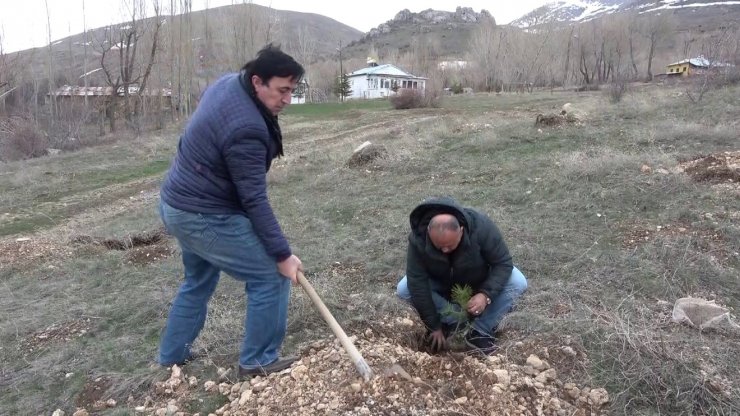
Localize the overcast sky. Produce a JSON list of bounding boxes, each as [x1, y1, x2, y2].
[[0, 0, 551, 53]]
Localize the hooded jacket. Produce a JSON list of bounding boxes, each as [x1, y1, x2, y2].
[[406, 197, 513, 331]]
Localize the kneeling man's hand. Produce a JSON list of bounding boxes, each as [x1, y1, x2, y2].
[[466, 293, 489, 316], [427, 328, 447, 352]]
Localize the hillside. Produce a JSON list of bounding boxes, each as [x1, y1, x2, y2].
[[3, 3, 363, 85]]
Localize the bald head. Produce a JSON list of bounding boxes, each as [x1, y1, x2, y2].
[[427, 214, 463, 254]]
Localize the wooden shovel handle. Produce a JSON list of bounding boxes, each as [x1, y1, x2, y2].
[[297, 271, 373, 381]]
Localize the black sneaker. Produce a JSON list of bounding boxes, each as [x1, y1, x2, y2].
[[465, 329, 496, 355], [238, 356, 298, 378]]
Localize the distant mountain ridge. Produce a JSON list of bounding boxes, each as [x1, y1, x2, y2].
[[511, 0, 740, 27]]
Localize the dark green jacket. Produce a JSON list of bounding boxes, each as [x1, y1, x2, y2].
[[406, 197, 513, 331]]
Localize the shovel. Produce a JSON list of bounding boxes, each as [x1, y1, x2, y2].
[[297, 271, 374, 381]]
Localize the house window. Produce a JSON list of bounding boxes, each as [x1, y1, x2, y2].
[[412, 81, 417, 89], [683, 67, 687, 72]]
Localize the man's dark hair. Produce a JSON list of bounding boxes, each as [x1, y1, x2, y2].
[[428, 215, 461, 233], [241, 43, 304, 84]]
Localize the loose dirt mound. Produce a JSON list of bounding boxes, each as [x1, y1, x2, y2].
[[19, 318, 94, 356], [348, 142, 388, 168], [621, 221, 732, 264], [70, 227, 171, 265], [140, 323, 610, 416], [534, 113, 579, 127], [71, 227, 167, 250], [679, 151, 740, 186], [0, 236, 70, 269]]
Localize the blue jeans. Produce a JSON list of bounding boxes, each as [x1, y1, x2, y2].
[[158, 201, 290, 369], [396, 267, 528, 337]]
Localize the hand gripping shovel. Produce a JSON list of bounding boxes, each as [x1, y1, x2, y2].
[[297, 271, 374, 381]]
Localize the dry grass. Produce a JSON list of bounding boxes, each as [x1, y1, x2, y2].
[[1, 83, 738, 415]]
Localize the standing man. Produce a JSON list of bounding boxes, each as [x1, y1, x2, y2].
[[158, 45, 304, 377], [397, 196, 528, 354]]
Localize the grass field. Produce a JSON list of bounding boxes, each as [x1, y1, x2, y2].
[[1, 83, 738, 415]]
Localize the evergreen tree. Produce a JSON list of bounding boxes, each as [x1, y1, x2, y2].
[[333, 74, 352, 101]]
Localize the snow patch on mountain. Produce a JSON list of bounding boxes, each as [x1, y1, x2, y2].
[[511, 0, 740, 27], [639, 0, 740, 14]]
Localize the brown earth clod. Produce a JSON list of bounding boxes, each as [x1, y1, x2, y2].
[[679, 151, 740, 185]]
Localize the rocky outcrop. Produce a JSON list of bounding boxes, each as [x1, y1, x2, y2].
[[365, 7, 494, 39]]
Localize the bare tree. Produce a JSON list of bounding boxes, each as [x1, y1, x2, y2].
[[96, 0, 163, 133], [467, 15, 497, 91], [226, 1, 278, 70], [44, 0, 57, 127], [642, 12, 676, 81], [288, 25, 316, 101], [627, 12, 641, 79], [687, 28, 737, 102]]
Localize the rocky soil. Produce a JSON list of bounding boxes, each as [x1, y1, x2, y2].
[[130, 318, 610, 416]]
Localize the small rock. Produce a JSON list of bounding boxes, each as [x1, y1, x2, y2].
[[523, 365, 539, 376], [134, 406, 146, 412], [526, 354, 549, 371], [188, 376, 198, 386], [351, 383, 362, 392], [170, 365, 182, 379], [204, 380, 216, 392], [72, 410, 89, 416], [106, 399, 117, 407], [252, 382, 268, 392], [588, 388, 610, 406], [291, 365, 308, 380], [454, 396, 468, 404], [535, 368, 557, 384], [239, 390, 252, 406], [52, 410, 65, 416], [641, 164, 652, 174], [564, 383, 581, 400], [561, 346, 576, 357], [548, 397, 562, 410], [492, 369, 510, 387], [400, 318, 414, 326]]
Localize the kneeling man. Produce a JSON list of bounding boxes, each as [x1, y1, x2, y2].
[[397, 197, 528, 354]]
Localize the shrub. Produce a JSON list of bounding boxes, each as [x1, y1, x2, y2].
[[390, 89, 424, 109], [607, 79, 628, 103], [450, 84, 464, 94], [390, 88, 442, 110], [0, 117, 49, 161]]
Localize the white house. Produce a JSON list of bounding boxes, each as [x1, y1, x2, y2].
[[345, 61, 427, 100]]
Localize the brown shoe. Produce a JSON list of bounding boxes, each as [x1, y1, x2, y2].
[[238, 356, 298, 378]]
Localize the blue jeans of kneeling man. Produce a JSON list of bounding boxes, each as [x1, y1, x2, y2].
[[158, 201, 290, 370], [396, 267, 528, 337]]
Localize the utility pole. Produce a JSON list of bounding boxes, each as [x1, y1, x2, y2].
[[338, 40, 343, 103]]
